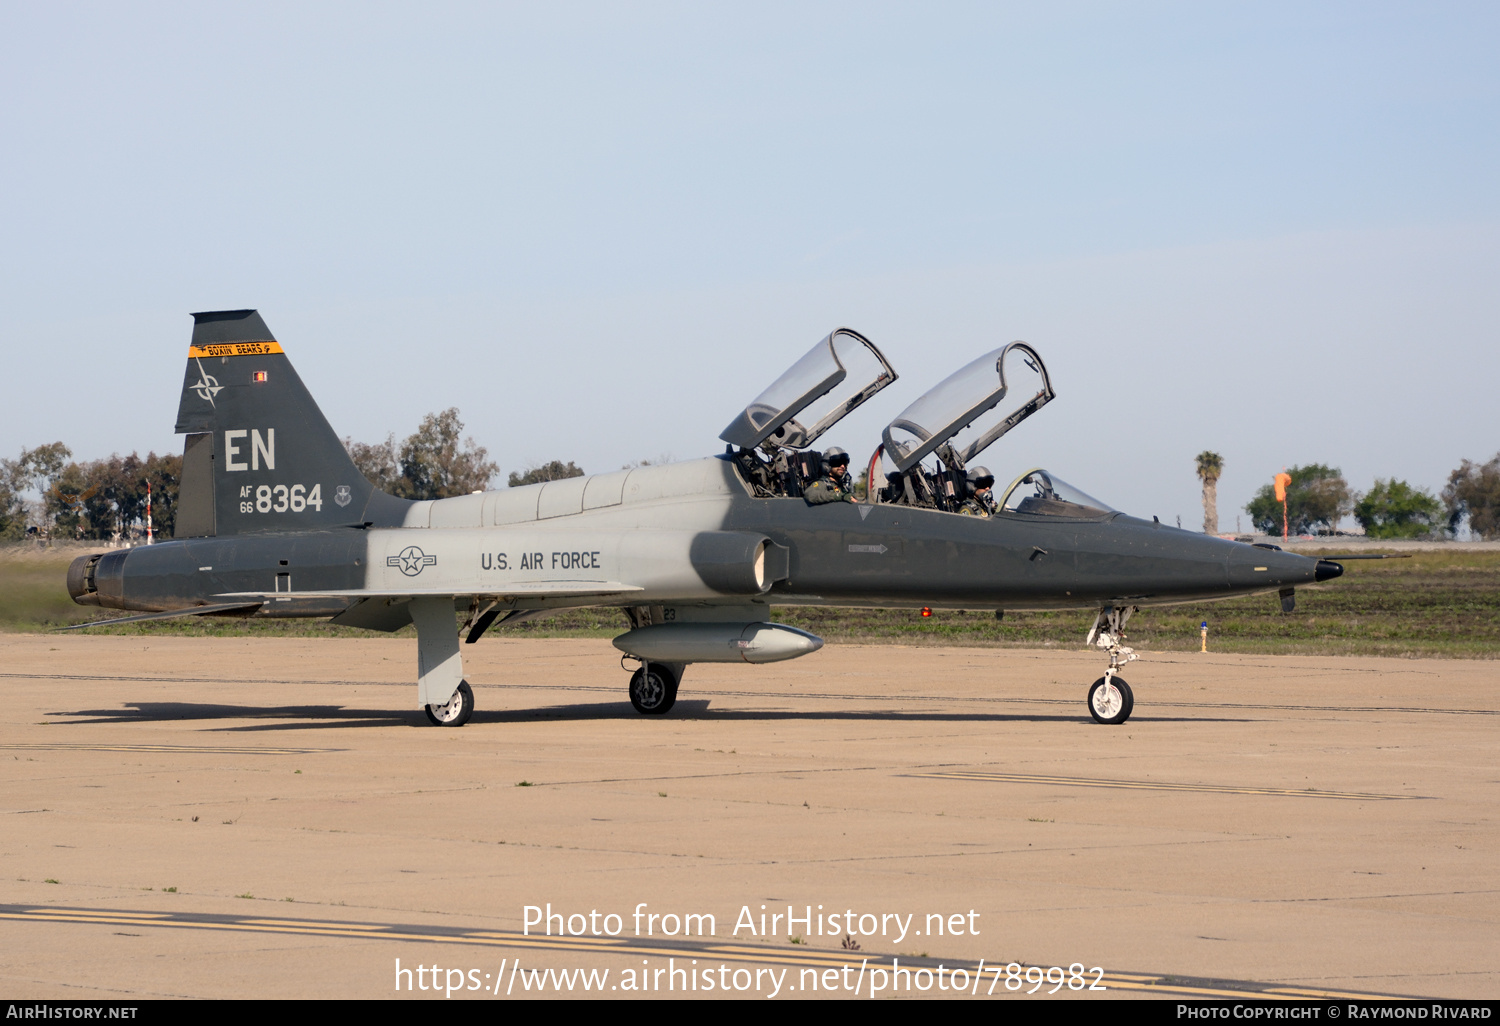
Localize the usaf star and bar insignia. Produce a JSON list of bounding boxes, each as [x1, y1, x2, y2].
[[388, 546, 438, 577]]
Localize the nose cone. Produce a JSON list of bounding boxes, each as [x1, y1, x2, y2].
[[1224, 541, 1329, 592]]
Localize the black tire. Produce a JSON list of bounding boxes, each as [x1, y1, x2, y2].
[[1087, 676, 1133, 725], [629, 665, 678, 715], [425, 680, 474, 727]]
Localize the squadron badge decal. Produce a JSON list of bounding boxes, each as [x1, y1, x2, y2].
[[388, 546, 437, 577], [334, 485, 352, 507]]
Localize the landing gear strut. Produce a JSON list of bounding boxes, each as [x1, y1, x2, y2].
[[1085, 605, 1138, 725], [411, 596, 475, 727]]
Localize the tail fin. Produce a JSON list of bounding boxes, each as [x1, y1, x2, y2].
[[173, 309, 409, 537]]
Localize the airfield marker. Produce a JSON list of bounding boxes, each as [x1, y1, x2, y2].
[[1274, 470, 1292, 541]]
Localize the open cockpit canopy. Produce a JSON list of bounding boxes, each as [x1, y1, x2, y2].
[[881, 342, 1054, 473], [999, 468, 1115, 519], [720, 329, 896, 451]]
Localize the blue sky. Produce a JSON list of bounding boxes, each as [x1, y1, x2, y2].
[[2, 2, 1496, 526]]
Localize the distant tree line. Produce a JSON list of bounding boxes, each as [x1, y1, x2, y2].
[[1240, 454, 1500, 540], [1, 444, 181, 542], [1, 408, 519, 543], [10, 421, 1498, 542], [1443, 455, 1500, 539], [344, 408, 500, 500], [3, 406, 605, 544], [1245, 464, 1354, 536], [508, 461, 583, 487]]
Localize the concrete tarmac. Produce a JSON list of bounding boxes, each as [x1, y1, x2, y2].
[[0, 634, 1494, 1000]]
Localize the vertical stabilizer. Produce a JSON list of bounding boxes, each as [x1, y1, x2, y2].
[[172, 309, 409, 536]]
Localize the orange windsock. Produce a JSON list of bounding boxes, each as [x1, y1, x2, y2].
[[1274, 472, 1292, 502]]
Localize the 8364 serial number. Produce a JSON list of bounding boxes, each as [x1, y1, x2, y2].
[[239, 483, 324, 513]]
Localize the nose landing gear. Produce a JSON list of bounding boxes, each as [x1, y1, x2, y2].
[[1087, 675, 1133, 725], [1085, 605, 1138, 725]]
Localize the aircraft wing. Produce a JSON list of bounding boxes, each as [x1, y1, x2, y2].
[[60, 584, 643, 633], [216, 582, 646, 633], [211, 582, 644, 601]]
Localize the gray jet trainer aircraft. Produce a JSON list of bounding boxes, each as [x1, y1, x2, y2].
[[66, 309, 1344, 726]]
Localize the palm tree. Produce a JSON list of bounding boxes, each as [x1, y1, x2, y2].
[[1195, 451, 1224, 535]]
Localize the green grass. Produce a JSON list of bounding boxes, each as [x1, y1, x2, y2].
[[5, 545, 1496, 657], [0, 549, 102, 630]]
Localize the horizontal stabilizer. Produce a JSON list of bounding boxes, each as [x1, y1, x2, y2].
[[57, 602, 265, 631], [1312, 554, 1411, 560]]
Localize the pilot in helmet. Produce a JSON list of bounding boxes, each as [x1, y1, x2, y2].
[[825, 447, 853, 491], [959, 466, 997, 517], [805, 447, 856, 505]]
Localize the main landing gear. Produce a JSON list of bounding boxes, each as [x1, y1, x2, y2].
[[425, 680, 475, 726], [1084, 605, 1138, 725], [412, 597, 476, 728], [623, 658, 683, 715]]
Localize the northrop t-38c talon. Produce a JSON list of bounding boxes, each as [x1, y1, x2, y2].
[[66, 309, 1344, 726]]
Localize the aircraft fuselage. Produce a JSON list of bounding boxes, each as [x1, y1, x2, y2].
[[73, 456, 1327, 618], [67, 308, 1343, 727]]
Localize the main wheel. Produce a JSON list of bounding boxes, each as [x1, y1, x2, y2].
[[1087, 676, 1133, 725], [629, 665, 678, 715], [425, 680, 474, 727]]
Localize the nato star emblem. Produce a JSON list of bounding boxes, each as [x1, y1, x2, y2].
[[189, 358, 223, 406]]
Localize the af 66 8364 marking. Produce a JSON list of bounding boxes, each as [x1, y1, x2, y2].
[[238, 483, 324, 513]]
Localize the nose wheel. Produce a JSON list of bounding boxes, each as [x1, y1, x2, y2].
[[1084, 605, 1139, 725], [1087, 676, 1133, 724]]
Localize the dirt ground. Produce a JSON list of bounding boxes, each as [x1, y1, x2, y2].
[[0, 634, 1494, 1000]]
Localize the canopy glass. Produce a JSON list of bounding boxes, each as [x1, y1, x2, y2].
[[998, 469, 1115, 519], [881, 342, 1054, 473], [720, 329, 896, 451]]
